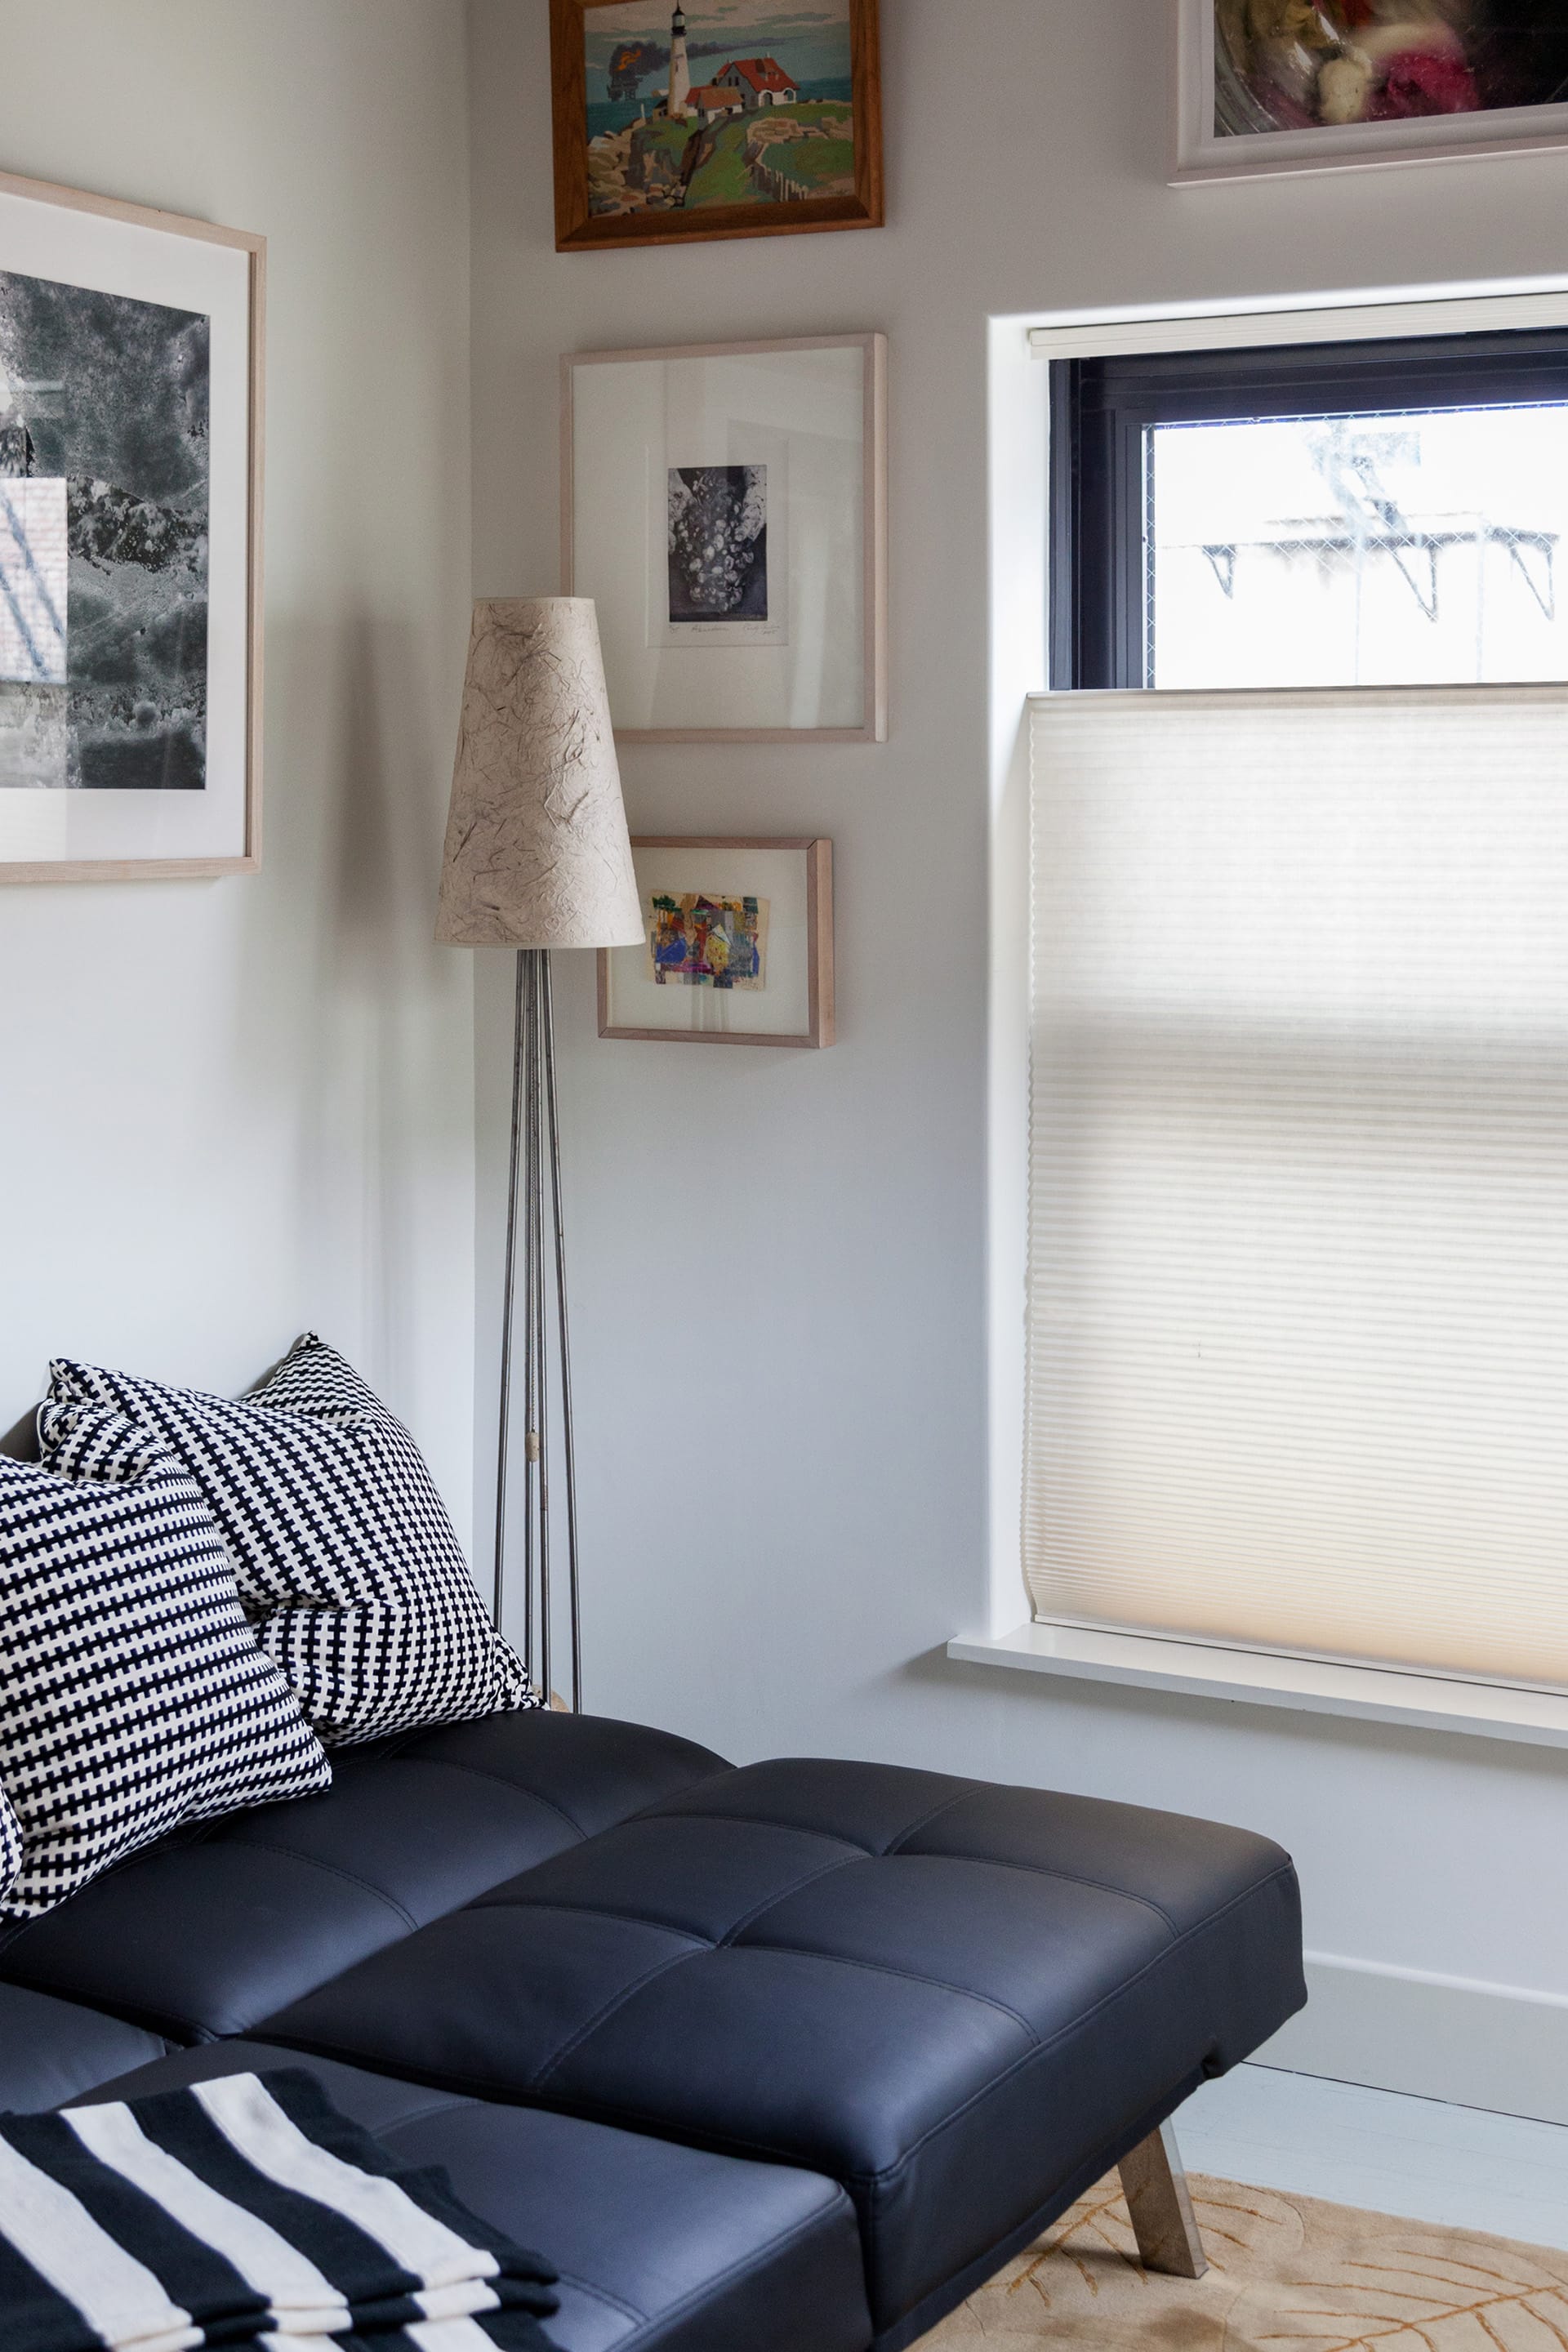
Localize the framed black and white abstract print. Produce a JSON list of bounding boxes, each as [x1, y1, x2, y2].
[[563, 334, 887, 742], [0, 168, 264, 883]]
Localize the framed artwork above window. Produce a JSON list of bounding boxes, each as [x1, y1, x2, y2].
[[1174, 0, 1568, 183]]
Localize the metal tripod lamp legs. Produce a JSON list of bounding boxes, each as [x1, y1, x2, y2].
[[492, 947, 583, 1713]]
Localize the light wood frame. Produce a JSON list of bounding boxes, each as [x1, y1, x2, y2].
[[550, 0, 882, 252], [599, 835, 834, 1048], [1174, 0, 1568, 184], [0, 166, 265, 885], [564, 332, 887, 745]]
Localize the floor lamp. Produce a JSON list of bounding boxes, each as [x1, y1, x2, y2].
[[435, 598, 644, 1710]]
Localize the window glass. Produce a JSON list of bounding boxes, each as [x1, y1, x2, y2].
[[1149, 405, 1568, 691], [1052, 330, 1568, 691]]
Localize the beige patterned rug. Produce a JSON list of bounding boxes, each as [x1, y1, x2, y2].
[[917, 2171, 1568, 2348]]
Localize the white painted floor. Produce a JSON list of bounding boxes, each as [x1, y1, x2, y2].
[[1176, 2062, 1568, 2253]]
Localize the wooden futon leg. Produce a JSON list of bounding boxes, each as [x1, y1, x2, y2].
[[1116, 2120, 1208, 2280]]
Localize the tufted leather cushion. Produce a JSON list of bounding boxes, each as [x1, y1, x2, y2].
[[72, 2040, 873, 2352], [0, 1982, 172, 2114], [0, 1711, 728, 2042], [256, 1759, 1307, 2345]]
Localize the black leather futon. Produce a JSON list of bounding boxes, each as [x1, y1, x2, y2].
[[0, 1711, 1307, 2352]]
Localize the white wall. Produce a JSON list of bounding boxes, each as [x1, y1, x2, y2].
[[8, 0, 1561, 2133], [469, 0, 1568, 2120], [0, 0, 477, 1540]]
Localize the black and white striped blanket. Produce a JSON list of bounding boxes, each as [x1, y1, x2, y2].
[[0, 2070, 559, 2352]]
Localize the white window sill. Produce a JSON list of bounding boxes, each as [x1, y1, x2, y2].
[[947, 1621, 1568, 1750]]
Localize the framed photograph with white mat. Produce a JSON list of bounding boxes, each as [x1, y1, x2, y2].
[[563, 334, 885, 742], [1174, 0, 1568, 184], [598, 835, 834, 1047], [0, 167, 264, 884]]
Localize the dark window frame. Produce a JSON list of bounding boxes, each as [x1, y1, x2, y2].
[[1050, 328, 1568, 692]]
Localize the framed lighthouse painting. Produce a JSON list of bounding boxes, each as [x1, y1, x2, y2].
[[548, 0, 883, 251]]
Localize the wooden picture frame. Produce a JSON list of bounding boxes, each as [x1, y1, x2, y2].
[[1174, 0, 1568, 184], [599, 835, 834, 1047], [0, 166, 264, 884], [550, 0, 882, 252], [564, 332, 886, 743]]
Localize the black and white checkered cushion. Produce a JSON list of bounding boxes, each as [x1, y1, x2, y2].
[[46, 1338, 536, 1748], [0, 1409, 332, 1918], [0, 1785, 22, 1904]]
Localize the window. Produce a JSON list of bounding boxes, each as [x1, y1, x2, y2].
[[1052, 329, 1568, 693], [1025, 302, 1568, 1696]]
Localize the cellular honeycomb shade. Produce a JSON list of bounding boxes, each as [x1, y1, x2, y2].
[[1027, 684, 1568, 1690]]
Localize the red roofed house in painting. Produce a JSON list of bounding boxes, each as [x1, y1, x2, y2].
[[714, 56, 801, 109], [683, 82, 746, 124]]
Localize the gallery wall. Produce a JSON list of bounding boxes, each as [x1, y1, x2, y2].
[[468, 0, 1568, 2118], [0, 0, 478, 1536]]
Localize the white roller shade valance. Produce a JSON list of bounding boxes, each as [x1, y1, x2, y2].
[[1026, 685, 1568, 1690]]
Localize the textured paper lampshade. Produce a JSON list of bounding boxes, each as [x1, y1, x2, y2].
[[435, 597, 643, 950]]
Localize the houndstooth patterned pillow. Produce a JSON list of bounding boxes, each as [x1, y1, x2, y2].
[[46, 1337, 537, 1748], [0, 1786, 22, 1907], [0, 1410, 332, 1918]]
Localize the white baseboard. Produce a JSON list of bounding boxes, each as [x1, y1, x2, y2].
[[1256, 1951, 1568, 2127]]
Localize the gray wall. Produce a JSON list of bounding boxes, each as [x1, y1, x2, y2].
[[469, 0, 1568, 2119], [0, 0, 478, 1534]]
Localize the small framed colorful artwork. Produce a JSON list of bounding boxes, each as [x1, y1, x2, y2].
[[1175, 0, 1568, 182], [549, 0, 883, 252], [564, 333, 887, 742], [598, 835, 834, 1047], [0, 166, 264, 884]]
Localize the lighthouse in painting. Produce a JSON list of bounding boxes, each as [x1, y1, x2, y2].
[[667, 3, 692, 117]]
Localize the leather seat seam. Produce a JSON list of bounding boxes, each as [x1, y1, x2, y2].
[[531, 1949, 706, 2087], [630, 1809, 873, 1855], [541, 2265, 647, 2326], [717, 1852, 865, 1943], [372, 1755, 587, 1840], [354, 2092, 485, 2136], [361, 1730, 425, 1759], [1, 1975, 214, 2044], [216, 1839, 421, 1932], [884, 1847, 1184, 1936], [879, 1786, 983, 1853], [503, 2084, 837, 2180], [483, 1855, 862, 1947], [730, 1940, 1040, 2042], [618, 1762, 737, 1827], [470, 1897, 712, 1945]]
